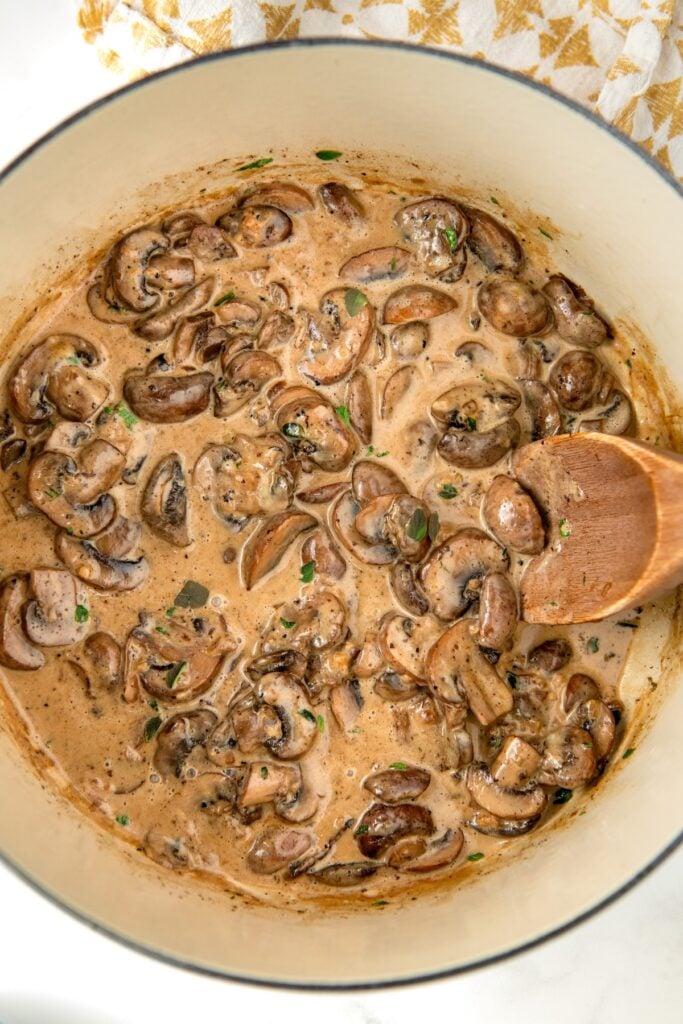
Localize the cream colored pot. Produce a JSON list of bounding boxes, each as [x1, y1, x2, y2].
[[0, 42, 681, 989]]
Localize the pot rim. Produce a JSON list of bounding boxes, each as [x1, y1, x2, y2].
[[0, 37, 681, 992]]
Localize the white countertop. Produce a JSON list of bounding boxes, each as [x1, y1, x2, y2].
[[0, 4, 681, 1021]]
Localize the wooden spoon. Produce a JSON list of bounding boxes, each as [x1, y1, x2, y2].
[[514, 433, 683, 624]]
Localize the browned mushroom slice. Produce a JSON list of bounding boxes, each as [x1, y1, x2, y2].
[[276, 392, 357, 472], [478, 572, 518, 652], [578, 389, 633, 436], [0, 575, 45, 669], [379, 614, 442, 681], [438, 419, 521, 470], [548, 349, 607, 411], [482, 475, 545, 555], [83, 631, 121, 687], [386, 494, 433, 563], [87, 279, 139, 324], [258, 310, 295, 350], [172, 312, 217, 364], [478, 278, 552, 337], [141, 453, 191, 547], [537, 727, 597, 788], [28, 443, 124, 537], [354, 632, 383, 678], [529, 638, 573, 674], [356, 802, 435, 859], [309, 862, 379, 886], [346, 370, 372, 444], [520, 379, 562, 441], [467, 809, 541, 837], [187, 223, 236, 262], [390, 321, 430, 359], [242, 510, 317, 589], [374, 671, 420, 702], [215, 350, 281, 417], [143, 254, 195, 292], [400, 828, 465, 872], [301, 528, 346, 580], [318, 182, 365, 224], [262, 591, 346, 654], [543, 275, 610, 349], [222, 205, 292, 248], [467, 763, 547, 820], [215, 298, 261, 327], [55, 532, 149, 592], [239, 761, 305, 816], [256, 672, 318, 759], [426, 619, 513, 724], [571, 699, 616, 760], [381, 365, 417, 420], [420, 528, 508, 621], [564, 672, 601, 711], [394, 197, 469, 277], [194, 434, 293, 528], [341, 246, 411, 283], [364, 766, 431, 803], [383, 285, 456, 325], [432, 379, 521, 432], [352, 460, 406, 506], [10, 334, 109, 424], [162, 210, 203, 245], [124, 372, 213, 423], [24, 569, 90, 647], [135, 277, 215, 342], [490, 736, 542, 790], [464, 207, 523, 273], [107, 227, 169, 312], [247, 827, 314, 875], [390, 561, 429, 617], [0, 438, 26, 471], [153, 709, 218, 777], [299, 288, 374, 386], [239, 182, 314, 214], [330, 678, 364, 735], [295, 481, 347, 505], [246, 649, 308, 681]]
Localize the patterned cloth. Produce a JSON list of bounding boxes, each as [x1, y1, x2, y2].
[[76, 0, 683, 179]]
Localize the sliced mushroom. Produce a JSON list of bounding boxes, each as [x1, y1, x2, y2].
[[478, 278, 552, 337], [381, 365, 417, 420], [246, 649, 308, 681], [543, 276, 610, 348], [24, 569, 90, 647], [162, 211, 203, 245], [352, 460, 406, 506], [383, 285, 456, 325], [420, 528, 508, 620], [520, 379, 562, 441], [364, 766, 430, 803], [0, 575, 44, 669], [529, 638, 573, 674], [86, 280, 139, 324], [83, 631, 121, 687], [216, 350, 282, 417], [134, 277, 215, 342], [490, 736, 542, 790], [309, 862, 379, 886], [356, 802, 435, 859], [390, 561, 429, 616], [247, 827, 314, 875], [394, 197, 468, 277], [296, 481, 347, 505], [390, 321, 430, 359], [153, 709, 218, 777], [466, 762, 547, 819], [465, 207, 523, 273], [548, 350, 606, 412], [426, 618, 514, 724], [172, 312, 218, 364], [478, 572, 518, 652], [221, 205, 292, 248], [55, 532, 149, 592], [374, 671, 420, 702], [299, 288, 375, 385], [107, 227, 169, 312], [399, 828, 465, 872], [431, 379, 521, 432], [564, 672, 601, 711], [257, 309, 295, 350], [256, 673, 318, 759], [571, 699, 616, 761], [242, 510, 316, 589], [467, 809, 541, 837], [341, 247, 410, 283], [0, 438, 27, 471], [28, 442, 124, 537], [275, 391, 357, 472], [239, 761, 302, 813], [141, 453, 191, 547], [482, 475, 545, 555], [124, 372, 213, 423], [379, 614, 442, 681], [354, 632, 384, 678], [194, 434, 293, 529], [10, 335, 109, 424], [301, 528, 346, 580], [437, 419, 521, 470], [330, 678, 364, 735], [262, 591, 346, 654], [239, 182, 314, 214], [578, 389, 633, 436], [143, 254, 195, 292], [215, 298, 261, 328], [318, 182, 365, 224], [537, 727, 597, 788], [187, 223, 236, 262], [346, 370, 372, 444]]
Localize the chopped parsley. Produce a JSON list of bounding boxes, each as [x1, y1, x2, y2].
[[390, 256, 397, 271], [366, 445, 389, 458], [236, 157, 273, 171], [143, 716, 163, 742], [66, 355, 81, 365], [280, 616, 296, 630], [372, 900, 389, 907], [625, 358, 632, 369], [490, 196, 500, 205], [316, 715, 325, 733], [538, 227, 553, 239], [389, 762, 408, 771], [553, 788, 573, 805], [174, 579, 209, 608], [165, 607, 176, 618], [467, 852, 484, 862], [155, 625, 169, 635], [406, 507, 428, 542], [300, 560, 316, 584], [214, 291, 236, 307], [166, 660, 187, 689], [115, 814, 129, 826], [355, 824, 369, 834], [299, 708, 316, 724], [114, 402, 137, 430], [466, 416, 477, 431], [623, 746, 636, 759], [558, 518, 571, 538], [148, 698, 160, 711], [586, 636, 600, 654], [74, 604, 89, 623], [260, 765, 269, 778], [427, 511, 440, 542], [282, 422, 304, 439], [335, 404, 351, 427], [43, 487, 62, 500], [443, 227, 458, 252], [438, 483, 458, 500], [345, 288, 368, 317], [315, 149, 342, 161]]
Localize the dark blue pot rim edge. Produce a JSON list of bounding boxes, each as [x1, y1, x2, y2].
[[0, 37, 681, 993]]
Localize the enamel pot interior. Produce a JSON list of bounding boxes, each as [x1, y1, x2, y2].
[[0, 42, 681, 988]]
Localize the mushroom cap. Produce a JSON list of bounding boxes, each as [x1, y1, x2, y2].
[[383, 285, 456, 325], [124, 372, 213, 423], [340, 246, 411, 284], [542, 275, 610, 349], [10, 334, 108, 425], [355, 802, 435, 859], [0, 574, 44, 670], [141, 453, 192, 547], [420, 528, 508, 621], [194, 434, 294, 529], [299, 288, 375, 386], [24, 569, 90, 647], [426, 618, 514, 724], [482, 475, 545, 555], [318, 182, 365, 224], [437, 418, 521, 469], [466, 763, 547, 820], [55, 532, 150, 592], [478, 278, 552, 337], [108, 227, 169, 312], [276, 394, 357, 472], [241, 510, 317, 590], [153, 709, 218, 777], [134, 277, 215, 342], [331, 490, 396, 566], [394, 196, 469, 277], [464, 206, 523, 274]]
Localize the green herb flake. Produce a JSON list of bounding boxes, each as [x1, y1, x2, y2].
[[490, 196, 500, 206], [214, 291, 236, 307], [116, 814, 130, 827], [617, 620, 638, 629], [280, 616, 296, 630], [538, 227, 553, 240], [390, 257, 397, 271], [260, 765, 269, 779], [66, 527, 74, 535], [467, 852, 484, 862], [553, 787, 573, 805], [66, 355, 81, 365], [299, 708, 316, 724], [148, 699, 160, 711], [428, 511, 440, 543], [438, 483, 458, 500], [466, 416, 477, 431], [316, 715, 325, 733], [236, 157, 273, 171], [506, 672, 518, 689], [143, 716, 163, 742], [623, 746, 636, 759], [282, 421, 304, 439], [155, 625, 169, 635], [300, 560, 316, 584], [372, 899, 390, 907], [43, 487, 62, 500], [165, 606, 176, 618], [587, 636, 600, 654], [115, 402, 138, 430], [443, 227, 458, 253], [345, 288, 368, 317], [166, 660, 187, 689], [625, 358, 632, 369], [559, 518, 571, 538], [366, 445, 389, 458], [74, 604, 89, 624], [335, 404, 351, 427], [406, 507, 428, 542], [355, 824, 369, 835], [315, 149, 342, 161], [174, 579, 209, 609], [389, 762, 408, 771]]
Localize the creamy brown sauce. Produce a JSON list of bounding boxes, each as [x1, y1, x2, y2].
[[0, 175, 648, 905]]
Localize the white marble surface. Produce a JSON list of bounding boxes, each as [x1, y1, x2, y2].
[[0, 4, 681, 1021]]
